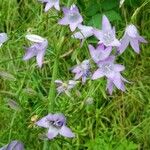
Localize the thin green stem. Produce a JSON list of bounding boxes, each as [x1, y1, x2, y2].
[[42, 1, 72, 149], [8, 112, 17, 142]]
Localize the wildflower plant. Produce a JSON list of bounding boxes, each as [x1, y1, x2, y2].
[[0, 0, 148, 149]]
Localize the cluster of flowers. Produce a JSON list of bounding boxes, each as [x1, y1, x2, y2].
[[0, 0, 147, 146]]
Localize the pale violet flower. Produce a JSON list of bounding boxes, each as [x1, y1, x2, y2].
[[71, 60, 91, 84], [23, 34, 48, 68], [36, 113, 75, 139], [72, 25, 94, 40], [118, 24, 147, 54], [92, 56, 128, 94], [88, 44, 112, 64], [94, 15, 120, 47], [55, 80, 77, 95], [58, 4, 83, 32], [0, 33, 8, 47], [0, 140, 24, 150], [106, 73, 128, 95], [39, 0, 60, 11]]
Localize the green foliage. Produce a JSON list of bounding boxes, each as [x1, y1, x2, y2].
[[0, 0, 150, 149]]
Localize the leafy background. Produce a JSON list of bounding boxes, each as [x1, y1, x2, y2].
[[0, 0, 150, 149]]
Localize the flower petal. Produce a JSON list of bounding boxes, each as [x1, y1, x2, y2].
[[0, 33, 8, 44], [69, 23, 78, 32], [92, 69, 104, 80], [25, 34, 45, 43], [106, 79, 114, 95], [59, 126, 75, 138], [58, 17, 69, 25], [130, 39, 140, 53], [114, 64, 125, 72], [36, 115, 52, 128], [47, 126, 59, 139], [54, 2, 60, 11], [102, 15, 112, 31], [137, 35, 147, 43], [118, 35, 130, 54], [36, 51, 45, 68], [23, 49, 36, 60], [44, 2, 53, 12], [93, 29, 103, 41]]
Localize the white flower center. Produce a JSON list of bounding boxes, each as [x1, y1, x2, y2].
[[101, 63, 114, 74], [126, 25, 138, 38], [68, 12, 80, 23], [103, 31, 115, 46]]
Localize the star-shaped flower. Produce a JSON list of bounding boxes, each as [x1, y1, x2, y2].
[[118, 24, 147, 54], [88, 44, 112, 64], [72, 24, 94, 40], [36, 113, 75, 139], [55, 80, 77, 96], [92, 56, 128, 94], [39, 0, 60, 11], [0, 140, 24, 150], [0, 33, 8, 47], [71, 60, 91, 84], [23, 34, 48, 68], [94, 15, 120, 47], [58, 4, 83, 32]]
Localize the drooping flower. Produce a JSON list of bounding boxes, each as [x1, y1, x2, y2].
[[55, 80, 77, 95], [0, 33, 8, 47], [92, 56, 128, 93], [72, 24, 94, 40], [39, 0, 60, 11], [58, 4, 83, 32], [106, 73, 128, 95], [88, 44, 112, 64], [23, 34, 48, 68], [0, 140, 24, 150], [94, 15, 120, 47], [36, 113, 75, 139], [118, 24, 147, 54], [71, 60, 91, 84]]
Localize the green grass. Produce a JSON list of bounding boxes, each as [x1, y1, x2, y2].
[[0, 0, 150, 149]]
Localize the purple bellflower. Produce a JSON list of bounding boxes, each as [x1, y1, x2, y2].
[[0, 33, 8, 47], [88, 44, 112, 64], [71, 60, 91, 84], [55, 80, 77, 95], [92, 56, 128, 94], [72, 24, 94, 40], [58, 4, 83, 32], [23, 34, 48, 68], [36, 113, 75, 139], [94, 15, 120, 47], [39, 0, 60, 11], [118, 24, 147, 54], [0, 140, 24, 150]]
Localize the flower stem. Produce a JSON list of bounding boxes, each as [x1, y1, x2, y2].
[[42, 1, 72, 149]]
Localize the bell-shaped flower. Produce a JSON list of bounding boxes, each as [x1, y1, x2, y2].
[[92, 56, 128, 93], [94, 15, 120, 47], [36, 113, 75, 139], [118, 24, 147, 54], [71, 60, 91, 84], [0, 33, 8, 47], [23, 34, 48, 68], [58, 4, 83, 32], [39, 0, 60, 11], [106, 73, 128, 95], [55, 80, 77, 95], [0, 140, 24, 150], [88, 44, 112, 64], [72, 24, 94, 40]]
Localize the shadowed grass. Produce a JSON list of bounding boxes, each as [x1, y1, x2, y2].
[[0, 0, 150, 149]]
